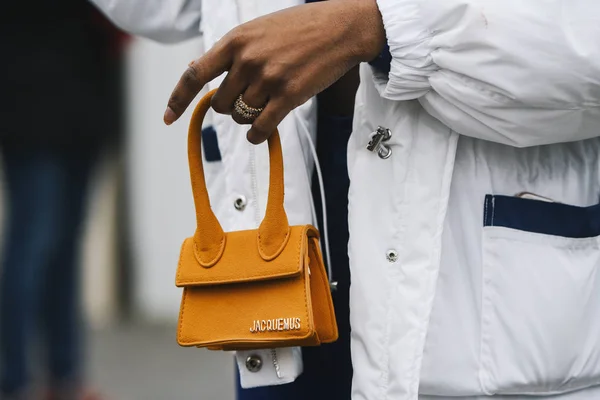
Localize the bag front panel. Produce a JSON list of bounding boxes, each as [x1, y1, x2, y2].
[[177, 265, 314, 348]]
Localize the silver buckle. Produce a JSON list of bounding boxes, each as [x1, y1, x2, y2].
[[367, 126, 392, 159]]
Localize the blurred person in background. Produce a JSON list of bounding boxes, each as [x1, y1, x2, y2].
[[91, 0, 356, 399], [0, 2, 126, 399]]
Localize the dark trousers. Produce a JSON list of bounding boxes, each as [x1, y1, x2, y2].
[[0, 144, 96, 395], [236, 115, 354, 400]]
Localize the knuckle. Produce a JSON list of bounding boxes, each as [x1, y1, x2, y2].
[[283, 82, 301, 98], [167, 101, 179, 115], [167, 93, 185, 114], [238, 51, 261, 70], [260, 67, 283, 86], [251, 120, 271, 137], [182, 66, 200, 87], [226, 28, 246, 50], [211, 96, 229, 114], [232, 113, 251, 125]]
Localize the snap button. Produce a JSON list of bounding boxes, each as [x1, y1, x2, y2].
[[386, 249, 398, 263], [245, 354, 263, 372], [234, 195, 247, 211]]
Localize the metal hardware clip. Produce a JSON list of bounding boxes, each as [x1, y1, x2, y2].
[[367, 126, 392, 159]]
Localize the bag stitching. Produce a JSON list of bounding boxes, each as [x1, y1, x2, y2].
[[192, 234, 226, 268], [257, 227, 292, 261]]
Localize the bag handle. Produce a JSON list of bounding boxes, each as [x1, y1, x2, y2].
[[188, 89, 290, 267]]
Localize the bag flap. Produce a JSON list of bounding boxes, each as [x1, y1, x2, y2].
[[176, 225, 312, 287]]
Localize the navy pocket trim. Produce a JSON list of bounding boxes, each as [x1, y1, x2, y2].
[[483, 194, 600, 239], [202, 126, 222, 162]]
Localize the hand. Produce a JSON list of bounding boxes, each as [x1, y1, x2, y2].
[[164, 0, 385, 144]]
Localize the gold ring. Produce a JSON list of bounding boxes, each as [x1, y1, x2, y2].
[[234, 94, 264, 121]]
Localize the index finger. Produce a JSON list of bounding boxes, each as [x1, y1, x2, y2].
[[164, 42, 232, 125]]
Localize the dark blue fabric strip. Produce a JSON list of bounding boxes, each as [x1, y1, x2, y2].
[[368, 43, 392, 75], [201, 126, 222, 162], [483, 194, 600, 239], [316, 115, 353, 170]]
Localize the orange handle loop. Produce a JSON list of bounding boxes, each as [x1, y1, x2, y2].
[[188, 89, 290, 267]]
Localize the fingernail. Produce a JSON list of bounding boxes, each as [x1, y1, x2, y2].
[[164, 107, 177, 125]]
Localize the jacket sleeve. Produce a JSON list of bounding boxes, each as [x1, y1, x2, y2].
[[89, 0, 202, 43], [374, 0, 600, 148]]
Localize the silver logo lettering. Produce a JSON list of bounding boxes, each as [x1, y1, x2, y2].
[[250, 317, 301, 333]]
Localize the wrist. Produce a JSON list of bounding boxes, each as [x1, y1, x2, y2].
[[350, 0, 387, 62]]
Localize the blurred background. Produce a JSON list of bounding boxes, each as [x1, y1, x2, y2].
[[0, 4, 235, 399]]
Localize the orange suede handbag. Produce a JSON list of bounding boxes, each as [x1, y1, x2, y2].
[[175, 89, 338, 351]]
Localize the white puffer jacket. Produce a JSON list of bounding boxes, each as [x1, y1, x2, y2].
[[93, 0, 600, 398]]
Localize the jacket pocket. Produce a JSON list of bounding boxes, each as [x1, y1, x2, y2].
[[480, 195, 600, 395]]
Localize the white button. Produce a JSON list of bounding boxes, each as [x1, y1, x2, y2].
[[234, 195, 247, 211], [245, 354, 262, 372], [386, 249, 398, 263]]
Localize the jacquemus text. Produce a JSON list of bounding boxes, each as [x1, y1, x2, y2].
[[249, 317, 301, 333]]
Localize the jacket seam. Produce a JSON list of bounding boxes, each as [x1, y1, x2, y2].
[[381, 104, 418, 400], [405, 123, 459, 399]]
